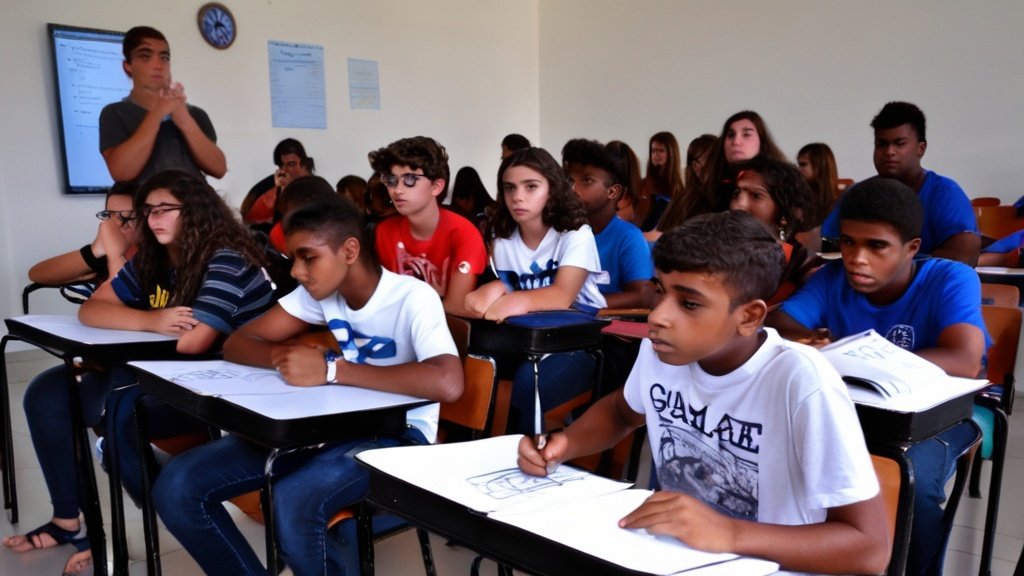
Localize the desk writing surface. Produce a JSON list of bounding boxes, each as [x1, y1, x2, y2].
[[6, 315, 175, 345], [359, 436, 779, 576], [130, 359, 428, 420]]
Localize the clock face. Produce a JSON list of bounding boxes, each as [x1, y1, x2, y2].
[[198, 3, 236, 49]]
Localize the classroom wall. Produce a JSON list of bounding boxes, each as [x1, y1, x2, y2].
[[537, 0, 1024, 205], [0, 0, 540, 322]]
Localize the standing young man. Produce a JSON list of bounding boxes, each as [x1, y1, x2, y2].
[[100, 26, 226, 183], [821, 101, 979, 265]]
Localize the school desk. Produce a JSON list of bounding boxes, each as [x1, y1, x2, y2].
[[358, 435, 780, 576], [128, 359, 430, 576], [0, 314, 179, 576]]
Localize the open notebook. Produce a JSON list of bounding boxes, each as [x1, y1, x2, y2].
[[357, 435, 779, 576], [821, 330, 988, 412]]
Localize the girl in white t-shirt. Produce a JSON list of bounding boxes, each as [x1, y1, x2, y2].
[[465, 147, 605, 434]]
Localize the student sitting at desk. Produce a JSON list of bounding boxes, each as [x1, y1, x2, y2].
[[519, 211, 889, 575], [28, 181, 140, 296], [152, 196, 463, 576], [562, 138, 653, 309], [768, 177, 988, 576], [465, 147, 606, 435], [369, 136, 486, 317], [4, 170, 274, 575]]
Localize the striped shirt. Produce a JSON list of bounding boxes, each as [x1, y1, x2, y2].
[[112, 249, 273, 335]]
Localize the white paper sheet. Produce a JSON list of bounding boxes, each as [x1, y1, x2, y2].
[[130, 359, 427, 419]]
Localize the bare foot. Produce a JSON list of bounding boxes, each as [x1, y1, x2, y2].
[[63, 548, 93, 575]]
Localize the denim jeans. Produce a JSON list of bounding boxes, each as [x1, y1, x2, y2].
[[507, 351, 596, 435], [153, 427, 426, 576], [23, 364, 134, 519], [905, 419, 979, 576]]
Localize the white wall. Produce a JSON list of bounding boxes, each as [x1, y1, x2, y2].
[[538, 0, 1024, 204], [0, 0, 540, 321]]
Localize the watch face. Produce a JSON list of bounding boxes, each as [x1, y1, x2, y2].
[[199, 3, 236, 49]]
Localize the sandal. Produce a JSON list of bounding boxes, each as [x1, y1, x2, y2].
[[17, 521, 88, 552]]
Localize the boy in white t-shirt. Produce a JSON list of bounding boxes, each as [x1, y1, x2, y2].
[[518, 211, 889, 575], [152, 196, 463, 576]]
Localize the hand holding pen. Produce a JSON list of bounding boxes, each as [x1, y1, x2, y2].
[[517, 432, 564, 476]]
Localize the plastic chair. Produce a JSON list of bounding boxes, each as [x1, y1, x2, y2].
[[981, 283, 1020, 307], [870, 453, 908, 576], [970, 305, 1021, 576], [976, 205, 1024, 239]]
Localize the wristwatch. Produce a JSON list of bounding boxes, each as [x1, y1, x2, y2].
[[325, 350, 339, 384]]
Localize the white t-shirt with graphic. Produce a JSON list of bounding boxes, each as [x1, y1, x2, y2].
[[623, 328, 878, 525], [491, 225, 607, 310], [278, 268, 457, 441]]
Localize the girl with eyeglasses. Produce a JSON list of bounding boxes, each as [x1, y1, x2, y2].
[[27, 182, 141, 292], [5, 170, 275, 575]]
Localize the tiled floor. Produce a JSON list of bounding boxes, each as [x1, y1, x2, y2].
[[1, 348, 1022, 575]]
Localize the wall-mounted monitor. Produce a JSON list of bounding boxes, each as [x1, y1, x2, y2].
[[48, 23, 130, 195]]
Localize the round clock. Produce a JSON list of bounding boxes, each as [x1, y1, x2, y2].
[[197, 3, 236, 49]]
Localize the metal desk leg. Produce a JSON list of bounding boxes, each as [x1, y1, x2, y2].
[[357, 500, 376, 576], [529, 353, 542, 435], [66, 356, 108, 576], [104, 385, 134, 576], [0, 335, 19, 523], [262, 448, 283, 576], [135, 393, 162, 576]]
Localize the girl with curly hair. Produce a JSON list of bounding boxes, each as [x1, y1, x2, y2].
[[465, 147, 605, 434], [5, 170, 275, 575]]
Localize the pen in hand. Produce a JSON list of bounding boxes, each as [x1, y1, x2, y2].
[[535, 433, 558, 474]]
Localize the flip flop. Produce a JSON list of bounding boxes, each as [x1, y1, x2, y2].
[[18, 521, 88, 551]]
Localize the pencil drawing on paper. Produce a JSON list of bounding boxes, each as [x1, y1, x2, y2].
[[467, 467, 587, 500], [171, 367, 279, 383]]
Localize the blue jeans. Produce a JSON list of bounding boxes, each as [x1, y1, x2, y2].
[[508, 351, 596, 435], [23, 364, 134, 519], [153, 427, 426, 576], [905, 420, 979, 576], [103, 385, 209, 505]]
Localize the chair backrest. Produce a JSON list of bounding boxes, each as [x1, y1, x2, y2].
[[837, 178, 855, 193], [972, 197, 1002, 207], [981, 305, 1022, 387], [975, 205, 1024, 239], [981, 283, 1020, 307], [440, 315, 498, 439], [870, 454, 901, 561]]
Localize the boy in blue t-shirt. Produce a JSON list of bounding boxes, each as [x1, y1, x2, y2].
[[769, 176, 988, 576], [820, 101, 980, 266], [521, 211, 888, 575], [562, 138, 653, 309]]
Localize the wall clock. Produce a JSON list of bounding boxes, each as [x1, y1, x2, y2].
[[197, 3, 236, 49]]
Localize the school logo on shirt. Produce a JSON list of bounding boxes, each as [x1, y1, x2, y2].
[[885, 324, 916, 350], [498, 259, 559, 291], [326, 319, 397, 364], [148, 285, 171, 309]]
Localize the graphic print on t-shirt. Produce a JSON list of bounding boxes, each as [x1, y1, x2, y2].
[[497, 258, 558, 291], [650, 382, 762, 520], [394, 241, 449, 295], [327, 318, 397, 364]]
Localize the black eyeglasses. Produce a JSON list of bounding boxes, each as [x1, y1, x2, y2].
[[381, 173, 430, 189], [96, 210, 136, 225], [140, 203, 184, 218]]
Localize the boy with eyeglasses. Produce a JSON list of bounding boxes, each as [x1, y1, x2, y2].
[[28, 182, 140, 289], [100, 26, 225, 183], [369, 136, 487, 316]]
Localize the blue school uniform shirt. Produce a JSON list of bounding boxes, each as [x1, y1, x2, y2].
[[779, 258, 990, 352], [594, 215, 652, 295], [983, 230, 1024, 253], [822, 171, 978, 254]]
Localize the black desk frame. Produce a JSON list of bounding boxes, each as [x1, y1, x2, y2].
[[132, 367, 427, 576], [0, 318, 180, 576]]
